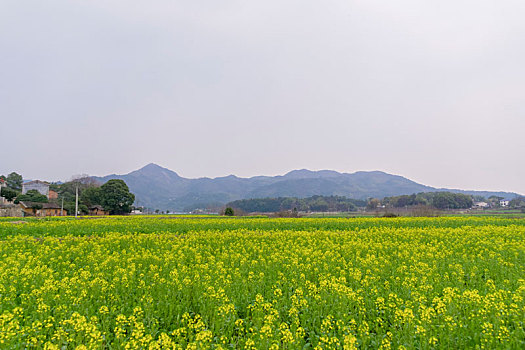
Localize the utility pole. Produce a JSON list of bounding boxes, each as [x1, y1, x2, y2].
[[61, 197, 64, 216], [75, 185, 78, 218]]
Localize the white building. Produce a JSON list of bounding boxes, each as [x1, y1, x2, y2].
[[473, 201, 489, 208], [22, 180, 50, 197], [499, 199, 510, 207]]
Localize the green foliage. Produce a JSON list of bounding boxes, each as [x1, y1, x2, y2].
[[382, 194, 427, 208], [6, 172, 22, 192], [431, 192, 473, 209], [81, 186, 102, 208], [61, 202, 88, 217], [100, 180, 135, 215], [472, 195, 487, 202], [49, 183, 61, 192], [367, 198, 381, 210], [53, 178, 104, 215], [383, 192, 473, 210], [0, 187, 18, 202], [227, 195, 363, 213], [224, 207, 234, 216], [509, 197, 525, 208], [15, 189, 48, 203]]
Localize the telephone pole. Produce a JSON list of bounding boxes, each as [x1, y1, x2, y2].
[[75, 185, 78, 218]]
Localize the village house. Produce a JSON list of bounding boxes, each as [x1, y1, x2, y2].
[[22, 180, 50, 197], [19, 201, 67, 217], [21, 180, 60, 200], [48, 189, 59, 199], [0, 204, 24, 217], [89, 205, 109, 216], [500, 199, 510, 207], [473, 201, 489, 209]]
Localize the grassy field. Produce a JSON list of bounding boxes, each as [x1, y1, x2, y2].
[[0, 216, 524, 349]]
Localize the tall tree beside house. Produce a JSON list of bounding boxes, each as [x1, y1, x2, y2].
[[80, 186, 102, 207], [6, 172, 23, 192], [1, 187, 18, 202], [100, 179, 135, 215]]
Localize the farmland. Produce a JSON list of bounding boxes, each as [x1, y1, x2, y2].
[[0, 216, 524, 349]]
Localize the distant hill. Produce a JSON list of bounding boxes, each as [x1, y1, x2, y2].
[[93, 163, 521, 211]]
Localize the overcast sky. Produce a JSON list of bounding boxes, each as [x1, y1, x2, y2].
[[1, 0, 524, 194]]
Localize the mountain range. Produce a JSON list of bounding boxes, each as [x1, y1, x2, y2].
[[94, 163, 520, 211]]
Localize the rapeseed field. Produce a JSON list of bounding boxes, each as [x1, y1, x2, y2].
[[0, 216, 524, 349]]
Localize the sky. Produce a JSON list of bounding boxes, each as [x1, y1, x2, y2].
[[1, 0, 524, 194]]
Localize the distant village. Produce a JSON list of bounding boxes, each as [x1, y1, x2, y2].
[[0, 172, 134, 217], [0, 179, 104, 217]]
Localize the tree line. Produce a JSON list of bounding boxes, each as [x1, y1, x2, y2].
[[227, 195, 367, 213], [379, 192, 474, 210]]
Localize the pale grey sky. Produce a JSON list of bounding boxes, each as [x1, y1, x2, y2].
[[1, 0, 524, 194]]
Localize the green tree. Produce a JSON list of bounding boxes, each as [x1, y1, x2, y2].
[[81, 186, 102, 207], [224, 207, 234, 216], [1, 187, 18, 202], [100, 180, 135, 215], [6, 172, 23, 192], [54, 177, 102, 215], [367, 198, 381, 210], [15, 189, 48, 203], [509, 197, 525, 208]]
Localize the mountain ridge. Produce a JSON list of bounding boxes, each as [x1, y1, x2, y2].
[[93, 163, 521, 211]]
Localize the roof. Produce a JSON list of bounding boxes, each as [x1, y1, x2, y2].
[[19, 201, 63, 209], [89, 205, 106, 210], [23, 180, 50, 186]]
